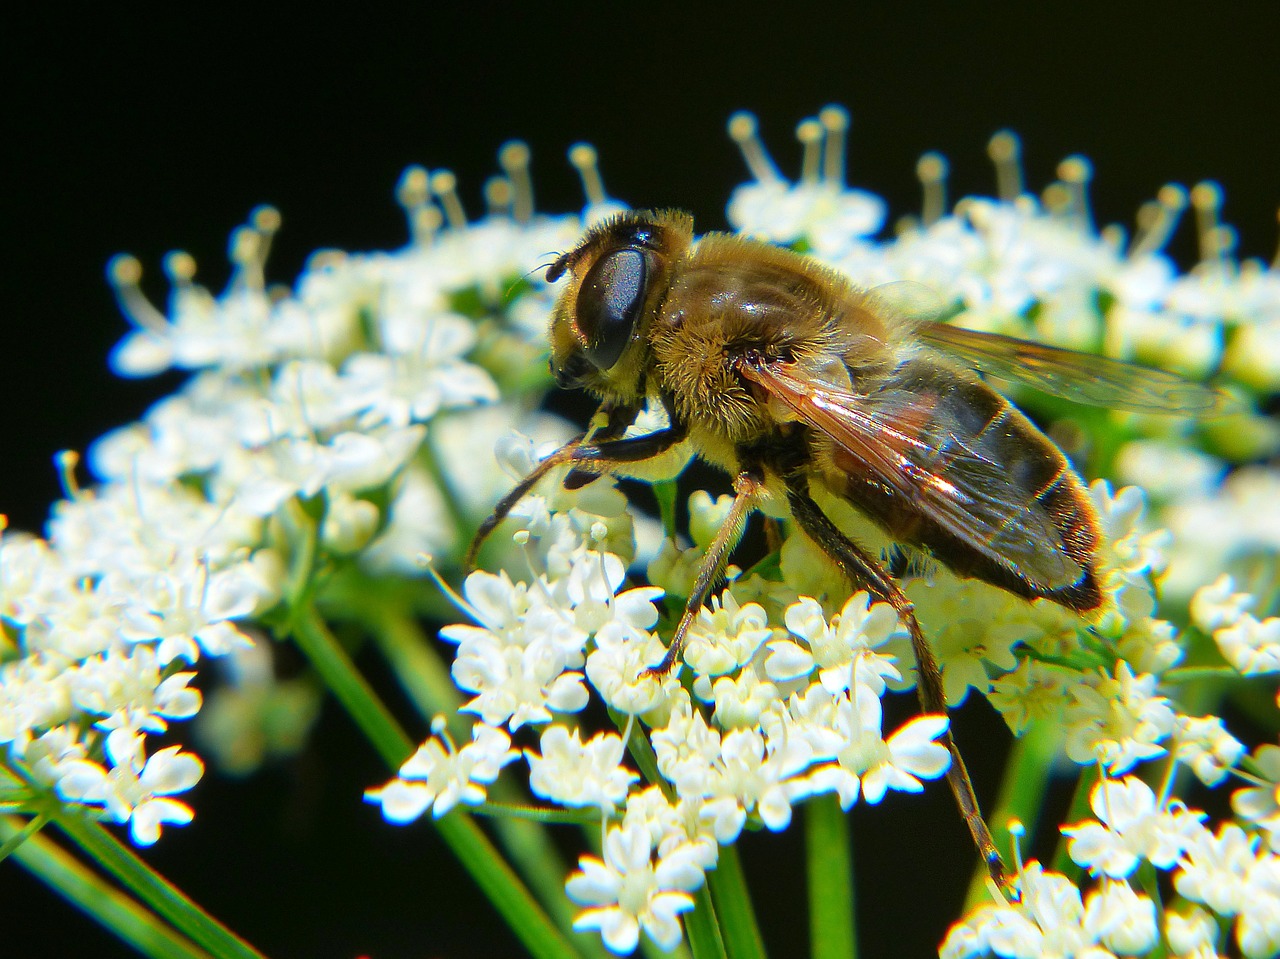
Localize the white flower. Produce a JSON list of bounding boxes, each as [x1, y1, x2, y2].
[[941, 862, 1155, 959], [1233, 743, 1280, 852], [1064, 661, 1175, 773], [776, 593, 902, 695], [452, 635, 589, 731], [1164, 905, 1218, 958], [1174, 714, 1244, 787], [526, 725, 637, 811], [71, 645, 201, 733], [1174, 822, 1256, 916], [1062, 776, 1205, 878], [681, 590, 772, 681], [1214, 614, 1280, 675], [365, 723, 517, 822], [803, 685, 950, 809], [118, 563, 257, 665], [585, 621, 675, 717], [1190, 574, 1253, 633], [566, 821, 704, 954], [56, 728, 204, 845]]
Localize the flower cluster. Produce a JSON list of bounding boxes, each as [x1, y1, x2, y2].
[[3, 106, 1278, 959], [0, 145, 597, 843], [365, 485, 955, 950]]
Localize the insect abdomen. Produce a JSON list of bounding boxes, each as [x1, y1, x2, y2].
[[834, 358, 1104, 612]]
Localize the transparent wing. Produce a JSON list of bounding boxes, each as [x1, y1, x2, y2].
[[739, 354, 1084, 589], [919, 321, 1238, 415]]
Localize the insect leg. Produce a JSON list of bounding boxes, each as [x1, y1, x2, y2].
[[562, 401, 643, 491], [784, 479, 1012, 896], [648, 469, 765, 676], [466, 419, 689, 571]]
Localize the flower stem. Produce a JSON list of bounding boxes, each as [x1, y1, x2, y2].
[[805, 796, 854, 959], [362, 601, 602, 955], [686, 885, 729, 959], [1, 816, 214, 959], [1050, 764, 1098, 878], [289, 603, 584, 959], [708, 842, 767, 959], [0, 809, 47, 863], [290, 603, 412, 768], [49, 811, 266, 959], [965, 718, 1060, 908]]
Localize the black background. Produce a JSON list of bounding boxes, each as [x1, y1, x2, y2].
[[4, 4, 1279, 958]]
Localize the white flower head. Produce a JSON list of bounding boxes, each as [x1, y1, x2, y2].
[[1063, 775, 1205, 878], [566, 821, 704, 955], [526, 725, 637, 812], [365, 723, 517, 823]]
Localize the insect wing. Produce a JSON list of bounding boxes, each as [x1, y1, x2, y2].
[[739, 356, 1085, 589], [919, 322, 1235, 415]]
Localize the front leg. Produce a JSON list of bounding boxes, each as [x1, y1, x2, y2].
[[466, 413, 689, 571], [648, 468, 766, 675]]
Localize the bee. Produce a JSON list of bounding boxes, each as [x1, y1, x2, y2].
[[469, 209, 1231, 892]]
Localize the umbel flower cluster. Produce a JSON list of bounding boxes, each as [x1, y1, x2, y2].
[[2, 109, 1279, 958]]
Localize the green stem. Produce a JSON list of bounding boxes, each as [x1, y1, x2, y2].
[[708, 842, 767, 959], [432, 813, 584, 959], [1050, 765, 1098, 878], [1134, 861, 1167, 959], [805, 796, 854, 959], [1161, 666, 1240, 684], [290, 603, 412, 768], [0, 810, 47, 863], [288, 603, 582, 959], [685, 885, 729, 959], [1, 817, 214, 959], [654, 479, 679, 540], [362, 598, 464, 733], [965, 719, 1061, 908], [51, 812, 266, 959], [474, 801, 600, 826], [361, 602, 603, 956]]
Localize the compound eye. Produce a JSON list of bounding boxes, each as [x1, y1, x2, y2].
[[575, 248, 648, 370]]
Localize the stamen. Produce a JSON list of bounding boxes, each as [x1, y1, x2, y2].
[[1274, 206, 1280, 270], [396, 165, 440, 245], [893, 214, 921, 237], [251, 205, 282, 266], [987, 130, 1024, 202], [1008, 820, 1027, 886], [431, 715, 457, 753], [796, 117, 823, 185], [163, 251, 197, 289], [1100, 224, 1125, 254], [819, 104, 850, 186], [412, 206, 443, 247], [55, 450, 82, 500], [568, 142, 609, 207], [1190, 180, 1224, 265], [396, 165, 431, 211], [429, 170, 469, 231], [1040, 182, 1072, 218], [484, 176, 514, 218], [1129, 183, 1187, 258], [727, 111, 783, 184], [916, 152, 948, 227], [1056, 155, 1093, 232], [498, 140, 534, 224], [106, 254, 168, 334], [416, 552, 483, 622], [228, 225, 265, 291]]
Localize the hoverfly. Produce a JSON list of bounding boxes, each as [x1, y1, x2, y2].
[[468, 210, 1232, 891]]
